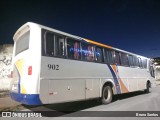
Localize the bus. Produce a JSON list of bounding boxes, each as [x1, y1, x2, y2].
[[10, 22, 155, 105]]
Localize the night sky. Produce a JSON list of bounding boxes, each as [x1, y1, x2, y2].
[[1, 0, 160, 57]]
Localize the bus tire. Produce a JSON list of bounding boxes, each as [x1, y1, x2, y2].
[[144, 82, 150, 93], [101, 85, 113, 104]]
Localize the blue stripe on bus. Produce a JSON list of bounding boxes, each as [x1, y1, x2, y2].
[[10, 92, 42, 105], [107, 65, 121, 94]]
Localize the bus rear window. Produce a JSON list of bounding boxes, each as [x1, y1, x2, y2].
[[15, 31, 30, 56]]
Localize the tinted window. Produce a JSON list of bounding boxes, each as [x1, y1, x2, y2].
[[104, 49, 114, 64], [115, 51, 121, 65], [142, 59, 147, 68], [15, 31, 30, 56], [120, 53, 129, 66], [67, 38, 81, 60], [138, 57, 143, 68], [45, 32, 54, 56], [87, 45, 94, 61], [81, 43, 88, 61], [128, 55, 134, 67], [81, 43, 94, 61], [95, 47, 103, 62], [133, 56, 139, 67], [55, 35, 65, 57]]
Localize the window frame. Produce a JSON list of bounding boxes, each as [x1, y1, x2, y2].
[[15, 31, 30, 56], [42, 29, 66, 58], [114, 51, 121, 65], [81, 42, 89, 61], [44, 31, 55, 56], [104, 48, 114, 64], [95, 46, 104, 63], [138, 57, 143, 68], [54, 33, 65, 58], [142, 58, 147, 69], [41, 29, 149, 69], [128, 55, 134, 67], [66, 37, 81, 60], [120, 52, 129, 67]]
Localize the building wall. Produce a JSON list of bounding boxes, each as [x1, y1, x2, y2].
[[0, 44, 13, 91], [155, 66, 160, 80]]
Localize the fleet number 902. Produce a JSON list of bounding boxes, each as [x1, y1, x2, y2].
[[48, 64, 59, 70]]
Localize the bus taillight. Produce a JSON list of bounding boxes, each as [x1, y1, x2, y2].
[[28, 66, 32, 75]]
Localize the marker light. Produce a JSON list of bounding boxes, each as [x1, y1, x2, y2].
[[28, 66, 32, 75]]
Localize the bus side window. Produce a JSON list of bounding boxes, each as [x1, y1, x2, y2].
[[67, 38, 81, 60], [133, 56, 139, 67], [81, 43, 88, 61], [45, 32, 54, 56], [104, 49, 114, 64], [115, 51, 121, 65], [120, 53, 129, 66], [87, 45, 94, 61], [74, 42, 80, 59], [81, 43, 94, 62], [138, 57, 143, 68], [142, 59, 147, 68], [55, 35, 65, 57], [95, 47, 103, 62], [128, 55, 134, 67]]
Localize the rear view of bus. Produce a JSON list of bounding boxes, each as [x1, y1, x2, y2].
[[10, 23, 42, 105]]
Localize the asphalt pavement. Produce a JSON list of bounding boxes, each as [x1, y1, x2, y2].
[[0, 85, 160, 120]]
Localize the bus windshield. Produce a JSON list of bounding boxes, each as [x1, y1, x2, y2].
[[15, 31, 30, 56]]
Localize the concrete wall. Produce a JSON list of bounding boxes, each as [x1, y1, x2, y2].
[[155, 71, 160, 80], [0, 44, 13, 91], [155, 66, 160, 84]]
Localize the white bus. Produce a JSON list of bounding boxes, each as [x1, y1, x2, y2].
[[10, 22, 155, 105]]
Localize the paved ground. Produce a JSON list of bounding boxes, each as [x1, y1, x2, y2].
[[0, 85, 160, 120], [0, 80, 159, 111], [0, 93, 21, 111]]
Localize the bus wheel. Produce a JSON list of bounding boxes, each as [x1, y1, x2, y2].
[[101, 85, 113, 104], [144, 82, 150, 93]]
